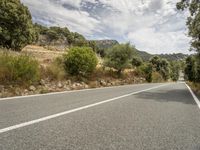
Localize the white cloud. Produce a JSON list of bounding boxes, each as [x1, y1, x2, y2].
[[21, 0, 100, 35], [21, 0, 192, 54], [128, 28, 191, 54]]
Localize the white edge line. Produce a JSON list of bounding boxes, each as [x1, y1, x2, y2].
[[0, 84, 168, 134], [185, 83, 200, 109], [0, 83, 158, 101]]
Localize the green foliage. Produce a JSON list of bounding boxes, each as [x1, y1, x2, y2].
[[137, 63, 153, 82], [150, 56, 170, 81], [64, 47, 98, 76], [88, 41, 98, 52], [177, 0, 200, 53], [0, 0, 37, 51], [184, 56, 200, 82], [104, 43, 134, 74], [0, 51, 40, 84], [132, 56, 143, 67], [184, 56, 195, 81], [170, 61, 180, 81], [177, 1, 200, 83]]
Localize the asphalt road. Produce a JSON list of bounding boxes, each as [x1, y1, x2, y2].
[[0, 82, 200, 150]]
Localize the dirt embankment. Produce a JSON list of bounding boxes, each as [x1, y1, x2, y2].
[[22, 45, 66, 66]]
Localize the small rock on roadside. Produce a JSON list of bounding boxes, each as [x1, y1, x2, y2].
[[40, 79, 46, 85], [57, 82, 63, 88], [29, 85, 36, 91]]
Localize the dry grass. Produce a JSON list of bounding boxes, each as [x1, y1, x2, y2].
[[187, 82, 200, 95], [41, 57, 67, 81], [22, 45, 65, 66], [0, 51, 40, 85]]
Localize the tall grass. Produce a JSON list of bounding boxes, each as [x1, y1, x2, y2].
[[43, 57, 66, 80], [0, 51, 40, 85]]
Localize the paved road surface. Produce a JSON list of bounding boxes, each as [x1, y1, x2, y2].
[[0, 83, 200, 150]]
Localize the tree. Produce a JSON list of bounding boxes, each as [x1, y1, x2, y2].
[[150, 56, 161, 71], [0, 0, 37, 51], [104, 43, 134, 75], [138, 63, 153, 82], [132, 56, 143, 67], [88, 41, 98, 52], [63, 47, 98, 76], [170, 61, 180, 81], [184, 56, 198, 81], [150, 56, 170, 81], [177, 0, 200, 53], [185, 56, 200, 82], [177, 1, 200, 83]]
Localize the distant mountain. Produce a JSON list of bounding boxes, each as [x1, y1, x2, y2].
[[157, 53, 188, 61], [134, 50, 152, 61], [34, 24, 189, 61], [94, 40, 188, 61], [94, 40, 119, 49]]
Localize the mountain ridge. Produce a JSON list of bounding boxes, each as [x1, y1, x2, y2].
[[93, 39, 189, 61]]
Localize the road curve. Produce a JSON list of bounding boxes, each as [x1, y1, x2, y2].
[[0, 82, 200, 150]]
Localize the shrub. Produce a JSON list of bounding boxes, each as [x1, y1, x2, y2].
[[104, 43, 134, 75], [184, 56, 200, 82], [0, 51, 40, 84], [0, 0, 37, 51], [64, 47, 98, 76], [132, 56, 143, 67], [137, 63, 153, 82], [170, 61, 180, 82], [45, 57, 66, 80], [150, 56, 170, 81]]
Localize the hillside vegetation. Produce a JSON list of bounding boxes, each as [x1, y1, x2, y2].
[[0, 0, 184, 98]]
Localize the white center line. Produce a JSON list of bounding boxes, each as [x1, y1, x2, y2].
[[0, 84, 169, 134]]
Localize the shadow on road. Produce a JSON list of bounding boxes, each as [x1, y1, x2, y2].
[[134, 89, 196, 105]]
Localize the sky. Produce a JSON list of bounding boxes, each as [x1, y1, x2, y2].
[[21, 0, 192, 54]]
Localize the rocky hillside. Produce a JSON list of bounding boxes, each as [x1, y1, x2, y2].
[[94, 40, 119, 49], [34, 24, 88, 51], [34, 23, 188, 61]]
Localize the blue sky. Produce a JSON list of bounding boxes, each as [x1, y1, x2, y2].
[[21, 0, 191, 54]]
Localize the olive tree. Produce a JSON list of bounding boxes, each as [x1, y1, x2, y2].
[[104, 43, 134, 75]]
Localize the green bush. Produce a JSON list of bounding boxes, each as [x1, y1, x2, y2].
[[184, 56, 199, 82], [104, 43, 134, 75], [0, 0, 37, 51], [0, 51, 40, 84], [64, 47, 98, 76], [132, 56, 143, 67], [170, 61, 180, 81], [137, 63, 153, 82], [150, 56, 170, 81]]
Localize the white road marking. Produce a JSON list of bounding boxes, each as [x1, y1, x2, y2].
[[0, 84, 169, 134], [0, 83, 152, 101], [185, 83, 200, 110]]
